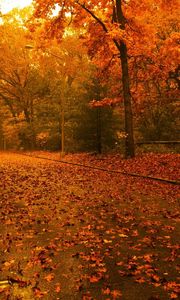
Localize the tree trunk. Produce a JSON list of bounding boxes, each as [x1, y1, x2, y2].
[[119, 42, 135, 158], [96, 107, 102, 154], [115, 0, 135, 158], [61, 104, 65, 157]]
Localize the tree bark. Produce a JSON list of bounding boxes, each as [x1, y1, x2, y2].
[[96, 107, 102, 154], [61, 104, 65, 157], [115, 0, 135, 158], [119, 42, 135, 158]]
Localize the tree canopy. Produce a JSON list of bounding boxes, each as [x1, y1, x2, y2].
[[0, 1, 179, 155]]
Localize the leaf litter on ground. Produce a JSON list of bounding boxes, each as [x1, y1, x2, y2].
[[0, 152, 179, 299]]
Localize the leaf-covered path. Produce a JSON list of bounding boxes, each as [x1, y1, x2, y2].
[[0, 152, 179, 299]]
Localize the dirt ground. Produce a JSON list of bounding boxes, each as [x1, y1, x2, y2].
[[0, 152, 179, 299]]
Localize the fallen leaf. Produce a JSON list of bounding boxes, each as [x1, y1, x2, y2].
[[44, 273, 54, 282], [111, 289, 122, 299], [55, 284, 61, 293], [103, 239, 112, 243], [102, 287, 111, 295], [170, 292, 178, 299], [119, 234, 128, 238], [89, 275, 101, 283]]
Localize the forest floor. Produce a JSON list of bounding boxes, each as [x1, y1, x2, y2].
[[0, 151, 179, 300]]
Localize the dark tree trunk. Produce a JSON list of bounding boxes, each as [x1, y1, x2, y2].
[[115, 0, 135, 158], [119, 42, 135, 158], [96, 107, 102, 154]]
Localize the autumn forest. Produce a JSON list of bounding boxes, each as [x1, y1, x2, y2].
[[0, 0, 179, 299]]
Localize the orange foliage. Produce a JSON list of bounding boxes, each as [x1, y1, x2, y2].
[[89, 97, 122, 108], [32, 0, 179, 106]]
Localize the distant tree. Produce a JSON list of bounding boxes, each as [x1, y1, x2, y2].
[[135, 94, 179, 141], [71, 77, 121, 153], [0, 15, 51, 149]]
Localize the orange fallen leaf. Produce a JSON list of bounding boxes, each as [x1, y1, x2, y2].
[[143, 254, 152, 263], [111, 289, 122, 299], [132, 230, 138, 236], [119, 234, 128, 238], [103, 239, 112, 243], [98, 267, 107, 273], [151, 274, 160, 282], [4, 260, 15, 267], [116, 261, 123, 266], [34, 288, 48, 298], [170, 292, 178, 299], [44, 273, 54, 282], [135, 277, 145, 283], [89, 275, 101, 283], [55, 284, 61, 293], [102, 287, 111, 295]]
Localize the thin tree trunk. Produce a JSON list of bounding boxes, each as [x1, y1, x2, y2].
[[96, 107, 102, 154], [61, 104, 65, 157]]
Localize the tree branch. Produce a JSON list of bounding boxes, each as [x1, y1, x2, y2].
[[75, 1, 122, 52], [76, 1, 108, 33]]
